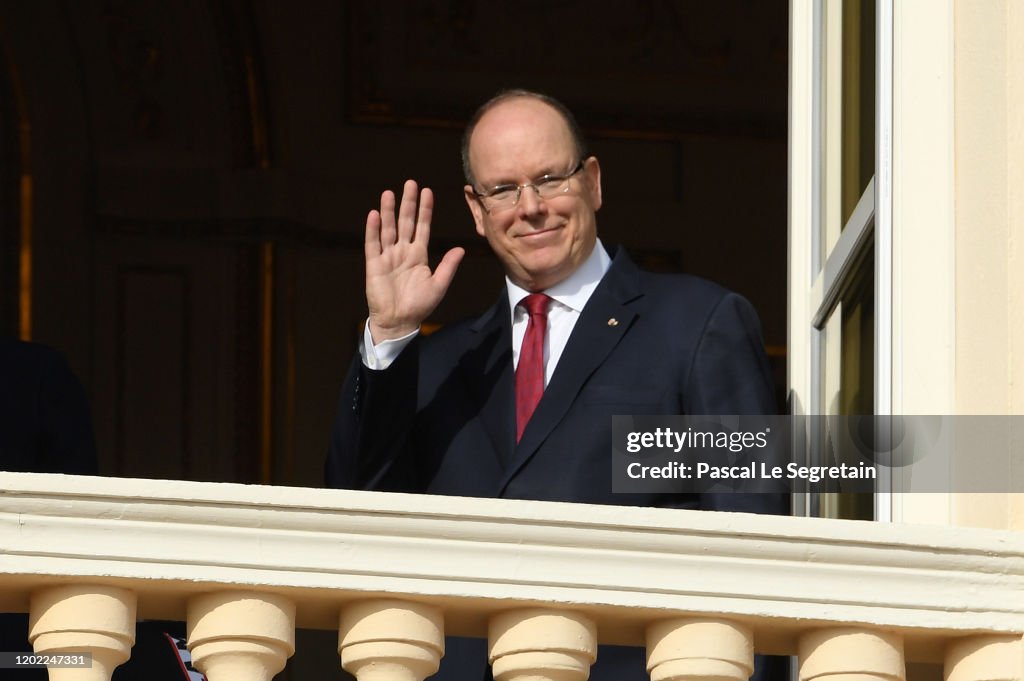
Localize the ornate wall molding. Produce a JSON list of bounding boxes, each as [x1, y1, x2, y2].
[[347, 1, 787, 141]]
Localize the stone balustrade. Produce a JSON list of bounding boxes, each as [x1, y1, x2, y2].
[[1, 472, 1022, 681]]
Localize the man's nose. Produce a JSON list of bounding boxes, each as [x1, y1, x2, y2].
[[516, 185, 546, 217]]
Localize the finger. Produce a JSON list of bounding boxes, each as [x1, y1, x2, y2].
[[397, 179, 419, 242], [364, 210, 382, 259], [414, 187, 434, 246], [379, 190, 397, 247], [431, 246, 465, 293]]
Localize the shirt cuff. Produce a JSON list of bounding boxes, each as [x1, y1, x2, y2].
[[360, 320, 419, 370]]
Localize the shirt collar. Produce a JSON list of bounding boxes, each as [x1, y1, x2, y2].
[[505, 238, 612, 314]]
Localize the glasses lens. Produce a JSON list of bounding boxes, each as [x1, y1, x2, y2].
[[480, 162, 580, 212], [480, 186, 516, 212], [535, 176, 570, 199], [486, 193, 516, 212]]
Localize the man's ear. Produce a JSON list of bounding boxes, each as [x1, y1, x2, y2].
[[464, 186, 487, 237], [584, 156, 602, 211]]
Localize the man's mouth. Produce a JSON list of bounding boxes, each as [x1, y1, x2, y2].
[[516, 224, 564, 239]]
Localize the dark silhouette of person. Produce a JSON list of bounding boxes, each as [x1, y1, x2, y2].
[[0, 337, 97, 473], [1, 337, 98, 680]]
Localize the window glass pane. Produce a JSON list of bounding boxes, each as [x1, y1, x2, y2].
[[816, 254, 874, 520], [841, 0, 876, 227], [840, 256, 874, 416], [837, 257, 874, 519]]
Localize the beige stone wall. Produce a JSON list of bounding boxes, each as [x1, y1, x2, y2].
[[952, 0, 1024, 529]]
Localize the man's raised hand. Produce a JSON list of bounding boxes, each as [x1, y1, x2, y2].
[[364, 179, 465, 343]]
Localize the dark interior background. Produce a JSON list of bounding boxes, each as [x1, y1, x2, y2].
[[1, 2, 787, 678], [0, 0, 787, 487]]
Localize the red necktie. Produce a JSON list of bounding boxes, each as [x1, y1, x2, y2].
[[515, 293, 551, 442]]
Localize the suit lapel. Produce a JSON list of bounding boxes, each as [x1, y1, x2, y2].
[[499, 250, 644, 493], [466, 296, 516, 469]]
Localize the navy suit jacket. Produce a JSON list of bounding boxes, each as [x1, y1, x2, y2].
[[1, 339, 98, 681], [327, 247, 788, 680], [0, 338, 97, 473]]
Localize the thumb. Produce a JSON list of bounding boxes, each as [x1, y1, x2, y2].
[[431, 247, 465, 292]]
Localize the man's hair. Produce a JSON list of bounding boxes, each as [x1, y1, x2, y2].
[[461, 89, 588, 188]]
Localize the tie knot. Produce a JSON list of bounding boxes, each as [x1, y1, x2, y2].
[[520, 293, 551, 317]]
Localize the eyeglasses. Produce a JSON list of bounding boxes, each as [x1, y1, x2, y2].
[[473, 161, 584, 213]]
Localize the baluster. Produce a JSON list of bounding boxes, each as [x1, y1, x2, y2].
[[646, 617, 754, 681], [29, 584, 137, 681], [945, 634, 1021, 681], [489, 608, 596, 681], [799, 628, 904, 681], [187, 591, 295, 681], [339, 599, 444, 681]]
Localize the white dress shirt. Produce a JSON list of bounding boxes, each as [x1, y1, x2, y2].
[[505, 239, 611, 385], [361, 239, 612, 379]]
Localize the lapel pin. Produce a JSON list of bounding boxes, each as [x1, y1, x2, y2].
[[607, 318, 619, 327]]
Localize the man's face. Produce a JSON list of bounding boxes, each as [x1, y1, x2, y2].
[[464, 98, 602, 292]]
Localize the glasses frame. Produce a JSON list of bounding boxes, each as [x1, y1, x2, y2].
[[473, 160, 585, 214]]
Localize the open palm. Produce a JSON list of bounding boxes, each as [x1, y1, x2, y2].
[[364, 180, 464, 343]]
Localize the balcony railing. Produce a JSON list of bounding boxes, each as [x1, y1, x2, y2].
[[1, 472, 1021, 681]]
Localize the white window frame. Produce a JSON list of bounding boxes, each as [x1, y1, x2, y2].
[[792, 0, 959, 524], [788, 0, 894, 521]]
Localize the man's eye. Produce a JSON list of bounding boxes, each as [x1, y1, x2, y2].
[[538, 177, 563, 190], [489, 187, 516, 200]]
